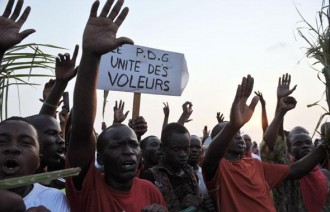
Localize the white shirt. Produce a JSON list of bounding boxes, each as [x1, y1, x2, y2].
[[194, 166, 208, 197], [23, 183, 70, 212]]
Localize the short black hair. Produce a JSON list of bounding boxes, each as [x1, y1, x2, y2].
[[1, 116, 35, 127], [161, 122, 190, 147], [140, 135, 158, 149], [211, 121, 228, 139], [0, 116, 39, 148], [97, 124, 132, 154]]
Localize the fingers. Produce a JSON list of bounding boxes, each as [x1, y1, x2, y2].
[[114, 6, 127, 26], [18, 28, 36, 41], [72, 45, 79, 61], [100, 0, 114, 17], [16, 5, 31, 27], [109, 0, 124, 20], [10, 0, 23, 21], [290, 84, 297, 93], [114, 100, 118, 110], [124, 110, 129, 118], [90, 0, 100, 18], [249, 96, 260, 111], [3, 0, 14, 17], [115, 36, 134, 46]]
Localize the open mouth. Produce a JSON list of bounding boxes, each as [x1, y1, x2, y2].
[[121, 160, 136, 170], [55, 147, 66, 159], [2, 159, 20, 175]]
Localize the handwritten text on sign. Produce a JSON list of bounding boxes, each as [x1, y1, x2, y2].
[[97, 45, 189, 96]]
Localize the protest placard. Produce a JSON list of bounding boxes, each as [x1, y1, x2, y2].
[[97, 44, 189, 96]]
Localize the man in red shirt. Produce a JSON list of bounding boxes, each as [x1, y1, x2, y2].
[[202, 75, 328, 212], [65, 1, 166, 211]]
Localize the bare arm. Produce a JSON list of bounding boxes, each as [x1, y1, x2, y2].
[[202, 75, 259, 181], [263, 96, 296, 151], [39, 45, 79, 117], [287, 144, 327, 179], [275, 73, 297, 137], [254, 91, 268, 134], [202, 125, 210, 145], [178, 101, 193, 125], [162, 102, 169, 129], [67, 0, 133, 188]]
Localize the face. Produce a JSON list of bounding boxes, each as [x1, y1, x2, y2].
[[227, 133, 246, 155], [34, 116, 65, 167], [0, 120, 40, 180], [290, 133, 313, 160], [99, 125, 141, 183], [188, 135, 202, 165], [142, 136, 162, 165], [162, 132, 190, 170], [242, 134, 252, 150]]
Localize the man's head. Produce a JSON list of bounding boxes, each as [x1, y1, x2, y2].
[[242, 134, 252, 150], [321, 122, 330, 141], [211, 122, 245, 158], [97, 124, 141, 184], [161, 123, 190, 170], [26, 114, 65, 168], [0, 117, 40, 180], [288, 127, 313, 160], [140, 135, 162, 167], [188, 135, 202, 167]]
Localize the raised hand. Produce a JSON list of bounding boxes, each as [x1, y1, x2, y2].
[[277, 73, 297, 99], [128, 116, 147, 140], [254, 91, 265, 105], [82, 0, 134, 55], [203, 125, 210, 140], [113, 100, 129, 124], [230, 75, 259, 129], [55, 45, 79, 82], [178, 101, 193, 124], [163, 102, 169, 117], [0, 0, 35, 52], [278, 96, 297, 114], [216, 112, 224, 123], [40, 79, 55, 102]]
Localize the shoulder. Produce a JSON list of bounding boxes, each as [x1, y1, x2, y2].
[[32, 183, 66, 196], [24, 184, 69, 212]]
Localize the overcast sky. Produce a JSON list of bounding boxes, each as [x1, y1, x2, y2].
[[2, 0, 326, 143]]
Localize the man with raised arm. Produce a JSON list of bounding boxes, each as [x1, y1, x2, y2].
[[261, 73, 330, 211], [66, 1, 166, 211], [202, 75, 329, 212]]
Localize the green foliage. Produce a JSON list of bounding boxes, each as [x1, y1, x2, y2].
[[297, 0, 330, 135], [0, 168, 81, 189], [0, 43, 64, 120]]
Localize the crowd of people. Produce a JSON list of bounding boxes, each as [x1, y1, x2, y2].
[[1, 0, 330, 211]]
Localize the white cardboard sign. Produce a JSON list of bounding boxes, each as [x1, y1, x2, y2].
[[97, 44, 189, 96]]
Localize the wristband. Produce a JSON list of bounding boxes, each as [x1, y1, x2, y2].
[[43, 101, 58, 108]]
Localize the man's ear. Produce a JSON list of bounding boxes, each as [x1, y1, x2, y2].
[[96, 153, 104, 166]]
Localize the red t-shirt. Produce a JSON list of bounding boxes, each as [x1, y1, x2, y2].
[[204, 158, 289, 212], [66, 160, 167, 212]]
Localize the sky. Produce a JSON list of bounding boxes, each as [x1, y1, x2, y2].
[[1, 0, 327, 143]]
